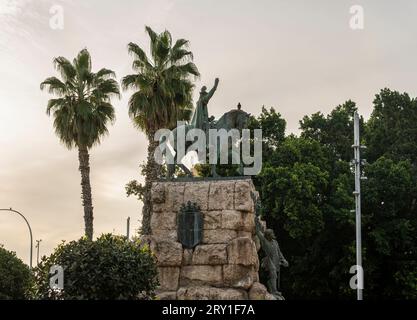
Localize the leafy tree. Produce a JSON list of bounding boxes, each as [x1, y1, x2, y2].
[[33, 234, 158, 300], [249, 106, 286, 150], [194, 91, 417, 299], [40, 49, 120, 240], [361, 157, 417, 299], [365, 88, 417, 165], [0, 245, 32, 299], [191, 91, 417, 299], [267, 135, 329, 170], [258, 162, 328, 240], [248, 104, 357, 299], [255, 96, 417, 299], [300, 100, 362, 162], [122, 26, 199, 235], [255, 136, 355, 299]]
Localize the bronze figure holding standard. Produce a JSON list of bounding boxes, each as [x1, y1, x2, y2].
[[252, 192, 289, 299], [255, 216, 289, 298]]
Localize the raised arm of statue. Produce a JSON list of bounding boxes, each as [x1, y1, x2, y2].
[[204, 78, 219, 102]]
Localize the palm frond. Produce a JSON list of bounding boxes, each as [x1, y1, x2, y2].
[[170, 48, 193, 63], [172, 38, 189, 51], [53, 57, 76, 82], [96, 68, 116, 79], [127, 42, 152, 69], [42, 49, 118, 149], [123, 28, 199, 134], [74, 48, 92, 74], [94, 78, 121, 99], [145, 26, 159, 61], [40, 77, 67, 96]]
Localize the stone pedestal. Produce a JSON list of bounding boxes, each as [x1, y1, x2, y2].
[[150, 178, 272, 300]]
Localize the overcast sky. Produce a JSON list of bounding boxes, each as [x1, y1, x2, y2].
[[2, 0, 417, 265]]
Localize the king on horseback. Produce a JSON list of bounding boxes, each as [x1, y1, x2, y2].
[[157, 77, 253, 178]]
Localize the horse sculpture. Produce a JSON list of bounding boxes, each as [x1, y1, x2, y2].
[[165, 107, 251, 178]]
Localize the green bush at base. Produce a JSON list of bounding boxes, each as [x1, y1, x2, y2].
[[0, 245, 32, 299], [33, 234, 158, 300]]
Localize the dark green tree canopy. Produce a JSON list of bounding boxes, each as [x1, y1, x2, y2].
[[0, 245, 32, 300], [300, 100, 362, 162], [365, 88, 417, 165], [247, 92, 417, 299]]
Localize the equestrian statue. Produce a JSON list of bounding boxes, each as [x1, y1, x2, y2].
[[165, 78, 251, 178]]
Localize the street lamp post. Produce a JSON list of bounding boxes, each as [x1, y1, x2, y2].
[[352, 112, 366, 300], [126, 217, 130, 239], [0, 208, 33, 269], [36, 239, 42, 265]]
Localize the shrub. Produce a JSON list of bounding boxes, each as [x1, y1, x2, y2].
[[33, 234, 158, 300], [0, 245, 32, 299]]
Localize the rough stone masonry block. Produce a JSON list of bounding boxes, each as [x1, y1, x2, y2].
[[177, 286, 211, 300], [150, 211, 177, 231], [177, 286, 248, 300], [241, 211, 255, 231], [238, 231, 253, 239], [182, 249, 193, 265], [157, 291, 177, 300], [221, 210, 255, 231], [151, 240, 183, 267], [209, 287, 248, 300], [203, 211, 222, 229], [192, 244, 227, 265], [151, 182, 166, 212], [227, 237, 258, 266], [157, 267, 180, 291], [223, 265, 258, 290], [208, 181, 235, 210], [165, 182, 185, 212], [221, 210, 242, 230], [180, 265, 223, 287], [202, 229, 237, 244], [183, 181, 210, 210], [248, 282, 270, 300], [151, 229, 177, 242], [234, 180, 254, 212]]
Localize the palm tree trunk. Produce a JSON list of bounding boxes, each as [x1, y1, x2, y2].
[[141, 132, 161, 235], [78, 145, 94, 240]]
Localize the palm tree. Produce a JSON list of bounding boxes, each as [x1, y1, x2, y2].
[[122, 26, 199, 235], [40, 49, 120, 240]]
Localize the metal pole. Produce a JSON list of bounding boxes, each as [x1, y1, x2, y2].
[[126, 217, 130, 239], [0, 208, 33, 269], [352, 112, 363, 300], [36, 239, 42, 265]]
